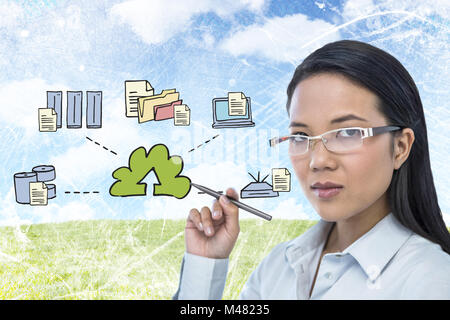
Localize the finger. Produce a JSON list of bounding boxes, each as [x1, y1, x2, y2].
[[200, 206, 215, 237], [211, 199, 223, 220], [219, 194, 239, 217], [220, 187, 239, 208], [219, 189, 239, 235], [225, 187, 239, 201], [187, 208, 203, 231]]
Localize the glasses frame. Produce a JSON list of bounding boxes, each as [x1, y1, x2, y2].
[[269, 125, 402, 155]]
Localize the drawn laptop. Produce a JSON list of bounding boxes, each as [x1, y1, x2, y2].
[[212, 97, 255, 129]]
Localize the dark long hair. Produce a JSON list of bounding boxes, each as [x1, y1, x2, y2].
[[286, 40, 450, 254]]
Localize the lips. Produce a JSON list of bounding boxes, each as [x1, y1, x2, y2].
[[310, 181, 343, 199]]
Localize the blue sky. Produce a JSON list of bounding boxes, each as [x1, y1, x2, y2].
[[0, 0, 449, 226]]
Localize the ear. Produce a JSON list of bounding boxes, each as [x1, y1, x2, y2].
[[393, 128, 415, 170]]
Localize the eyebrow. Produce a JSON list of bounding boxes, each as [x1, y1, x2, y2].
[[289, 114, 368, 128]]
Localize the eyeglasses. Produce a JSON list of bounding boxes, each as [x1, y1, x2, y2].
[[269, 126, 402, 156]]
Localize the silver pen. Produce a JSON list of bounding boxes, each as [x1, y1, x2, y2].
[[191, 183, 272, 221]]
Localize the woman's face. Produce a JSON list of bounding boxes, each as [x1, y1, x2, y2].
[[289, 73, 395, 222]]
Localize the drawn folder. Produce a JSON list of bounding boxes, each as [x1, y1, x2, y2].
[[154, 100, 182, 121], [137, 89, 179, 123]]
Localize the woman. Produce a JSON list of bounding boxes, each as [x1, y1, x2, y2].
[[173, 40, 450, 299]]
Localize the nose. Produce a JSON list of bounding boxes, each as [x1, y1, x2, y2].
[[309, 138, 338, 171]]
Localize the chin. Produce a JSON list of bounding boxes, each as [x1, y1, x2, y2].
[[310, 201, 354, 222], [315, 210, 344, 222]]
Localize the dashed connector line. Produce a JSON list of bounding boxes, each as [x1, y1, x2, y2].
[[188, 134, 220, 153], [65, 191, 100, 194], [86, 136, 118, 155]]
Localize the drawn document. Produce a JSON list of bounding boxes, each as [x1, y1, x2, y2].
[[174, 104, 190, 126], [228, 92, 247, 116], [138, 89, 179, 123], [272, 168, 291, 192], [29, 182, 48, 206], [38, 108, 57, 132], [125, 80, 154, 117]]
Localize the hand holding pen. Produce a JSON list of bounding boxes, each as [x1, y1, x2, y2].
[[185, 184, 272, 259], [185, 187, 242, 259]]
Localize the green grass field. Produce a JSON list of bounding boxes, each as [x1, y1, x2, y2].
[[0, 219, 316, 299]]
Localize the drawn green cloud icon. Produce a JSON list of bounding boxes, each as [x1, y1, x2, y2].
[[109, 144, 191, 199]]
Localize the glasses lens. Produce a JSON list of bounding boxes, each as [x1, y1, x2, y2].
[[324, 128, 363, 152], [289, 135, 309, 155]]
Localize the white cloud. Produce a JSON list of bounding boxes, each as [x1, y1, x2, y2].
[[269, 197, 312, 220], [19, 29, 29, 38], [241, 0, 265, 12], [0, 4, 96, 74], [0, 188, 32, 227], [342, 0, 450, 21], [109, 0, 266, 45], [30, 201, 96, 224], [0, 78, 68, 134], [220, 13, 340, 63], [315, 2, 326, 10], [342, 0, 377, 20], [0, 186, 96, 226], [0, 2, 23, 28], [185, 160, 249, 191], [202, 32, 216, 48], [49, 143, 119, 188]]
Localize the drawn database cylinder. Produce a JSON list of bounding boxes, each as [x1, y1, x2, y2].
[[14, 172, 38, 204], [47, 184, 56, 199], [32, 165, 56, 182]]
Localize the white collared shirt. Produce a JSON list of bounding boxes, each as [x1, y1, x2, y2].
[[173, 213, 450, 299]]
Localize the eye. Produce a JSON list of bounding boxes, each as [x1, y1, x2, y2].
[[290, 132, 308, 143], [337, 128, 361, 138], [291, 131, 309, 136]]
